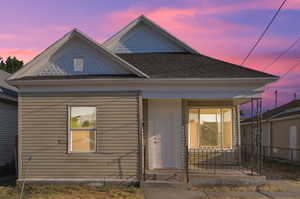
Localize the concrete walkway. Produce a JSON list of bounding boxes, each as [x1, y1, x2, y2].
[[141, 181, 205, 199], [142, 180, 300, 199]]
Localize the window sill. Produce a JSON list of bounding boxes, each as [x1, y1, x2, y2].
[[67, 151, 97, 154], [188, 148, 234, 152]]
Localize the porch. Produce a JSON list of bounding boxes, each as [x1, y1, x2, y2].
[[142, 98, 263, 182]]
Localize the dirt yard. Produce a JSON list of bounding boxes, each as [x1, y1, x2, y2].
[[0, 184, 144, 199], [191, 183, 285, 192], [262, 161, 300, 180]]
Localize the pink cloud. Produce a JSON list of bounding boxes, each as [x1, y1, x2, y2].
[[105, 7, 255, 53], [0, 48, 39, 63], [105, 7, 200, 36], [106, 7, 252, 36], [0, 34, 18, 40], [104, 6, 297, 77]]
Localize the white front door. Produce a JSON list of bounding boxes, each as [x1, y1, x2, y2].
[[148, 99, 182, 169], [289, 126, 297, 160]]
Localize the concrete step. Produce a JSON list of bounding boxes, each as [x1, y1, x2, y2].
[[145, 173, 184, 182]]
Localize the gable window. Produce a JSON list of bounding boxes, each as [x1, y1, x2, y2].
[[69, 106, 96, 153], [188, 108, 233, 150], [73, 57, 84, 72]]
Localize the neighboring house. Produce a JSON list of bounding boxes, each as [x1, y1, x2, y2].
[[7, 15, 278, 183], [241, 99, 300, 162], [0, 70, 18, 167]]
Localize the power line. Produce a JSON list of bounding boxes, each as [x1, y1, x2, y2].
[[240, 0, 287, 65], [266, 59, 300, 92], [262, 37, 300, 72], [280, 59, 300, 79]]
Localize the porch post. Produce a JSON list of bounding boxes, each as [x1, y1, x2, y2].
[[182, 99, 189, 183], [236, 105, 242, 167]]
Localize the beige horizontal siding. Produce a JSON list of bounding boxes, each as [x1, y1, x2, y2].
[[19, 92, 140, 180], [0, 100, 18, 166]]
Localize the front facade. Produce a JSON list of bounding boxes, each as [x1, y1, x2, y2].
[[8, 16, 277, 183], [241, 100, 300, 162]]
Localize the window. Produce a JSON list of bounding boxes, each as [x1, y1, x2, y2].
[[69, 107, 96, 152], [188, 108, 233, 149], [73, 57, 84, 72]]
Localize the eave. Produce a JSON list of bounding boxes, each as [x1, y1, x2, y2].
[[8, 77, 278, 86]]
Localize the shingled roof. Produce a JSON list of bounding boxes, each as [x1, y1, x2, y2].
[[0, 70, 18, 98], [118, 53, 278, 79], [12, 52, 278, 81]]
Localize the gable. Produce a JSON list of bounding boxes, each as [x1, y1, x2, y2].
[[109, 22, 186, 53], [8, 29, 148, 81], [103, 15, 198, 54], [38, 37, 131, 76]]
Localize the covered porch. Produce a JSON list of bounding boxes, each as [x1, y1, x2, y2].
[[142, 98, 262, 182]]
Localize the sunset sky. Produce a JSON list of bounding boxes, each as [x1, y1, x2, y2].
[[1, 0, 299, 114]]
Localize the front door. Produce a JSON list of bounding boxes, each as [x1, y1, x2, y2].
[[148, 99, 182, 169]]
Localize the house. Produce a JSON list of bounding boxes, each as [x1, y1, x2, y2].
[[7, 15, 278, 184], [0, 69, 18, 168], [241, 99, 300, 163]]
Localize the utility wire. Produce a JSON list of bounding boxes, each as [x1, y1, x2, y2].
[[280, 59, 300, 79], [262, 37, 300, 72], [266, 59, 300, 92], [240, 0, 287, 65]]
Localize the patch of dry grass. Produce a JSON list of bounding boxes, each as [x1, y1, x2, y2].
[[197, 197, 266, 199], [286, 180, 300, 188], [0, 184, 144, 199], [192, 183, 285, 192]]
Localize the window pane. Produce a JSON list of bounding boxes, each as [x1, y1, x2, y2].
[[223, 109, 232, 148], [74, 58, 84, 72], [71, 130, 95, 152], [71, 107, 96, 129], [199, 109, 221, 147], [188, 109, 199, 149]]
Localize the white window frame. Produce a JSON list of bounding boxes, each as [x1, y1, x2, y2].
[[68, 106, 96, 153], [73, 57, 84, 72], [187, 106, 234, 150]]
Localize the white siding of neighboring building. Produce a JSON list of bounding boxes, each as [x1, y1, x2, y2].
[[0, 100, 18, 166]]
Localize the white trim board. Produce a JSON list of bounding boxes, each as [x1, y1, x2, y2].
[[16, 81, 267, 99]]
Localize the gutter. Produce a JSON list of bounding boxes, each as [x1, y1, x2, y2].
[[8, 77, 278, 86]]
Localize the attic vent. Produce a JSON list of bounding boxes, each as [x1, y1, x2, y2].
[[73, 57, 84, 72]]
